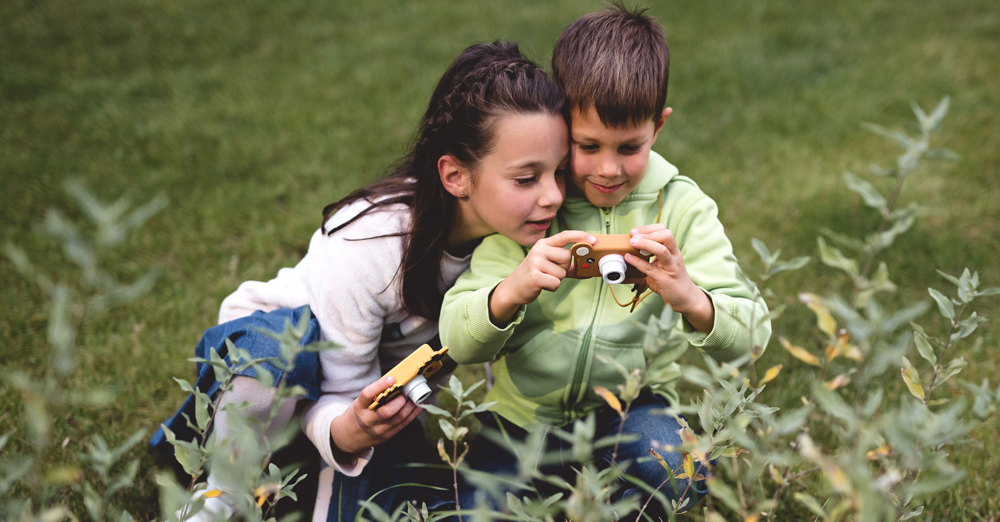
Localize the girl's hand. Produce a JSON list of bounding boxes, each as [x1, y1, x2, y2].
[[329, 375, 422, 460], [489, 230, 596, 326], [626, 224, 715, 334]]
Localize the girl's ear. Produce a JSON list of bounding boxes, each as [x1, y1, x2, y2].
[[438, 154, 470, 198]]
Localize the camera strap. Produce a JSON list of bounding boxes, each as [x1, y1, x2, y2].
[[606, 189, 664, 313]]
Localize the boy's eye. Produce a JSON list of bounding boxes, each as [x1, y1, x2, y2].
[[619, 145, 641, 155], [578, 143, 599, 153]]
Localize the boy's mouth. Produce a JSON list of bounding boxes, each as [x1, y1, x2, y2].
[[588, 181, 625, 194], [526, 218, 553, 231]]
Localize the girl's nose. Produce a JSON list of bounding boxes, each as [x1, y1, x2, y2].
[[539, 175, 564, 208]]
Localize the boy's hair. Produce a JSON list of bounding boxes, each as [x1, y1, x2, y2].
[[552, 3, 669, 128]]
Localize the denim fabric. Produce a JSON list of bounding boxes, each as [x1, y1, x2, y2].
[[326, 420, 446, 522], [455, 392, 707, 519], [150, 307, 442, 521], [149, 307, 322, 455]]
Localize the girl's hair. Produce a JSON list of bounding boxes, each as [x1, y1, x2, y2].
[[320, 41, 565, 319]]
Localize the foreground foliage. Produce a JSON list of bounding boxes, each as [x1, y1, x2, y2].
[[3, 99, 996, 521]]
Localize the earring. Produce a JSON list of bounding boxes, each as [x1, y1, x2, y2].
[[460, 191, 466, 197]]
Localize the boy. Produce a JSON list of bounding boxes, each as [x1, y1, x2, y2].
[[439, 4, 771, 511]]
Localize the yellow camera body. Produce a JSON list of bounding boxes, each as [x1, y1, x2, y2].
[[369, 344, 449, 411], [571, 234, 651, 284]]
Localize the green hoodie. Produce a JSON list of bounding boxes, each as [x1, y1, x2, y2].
[[440, 152, 770, 428]]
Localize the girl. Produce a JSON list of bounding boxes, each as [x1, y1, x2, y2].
[[152, 41, 589, 521]]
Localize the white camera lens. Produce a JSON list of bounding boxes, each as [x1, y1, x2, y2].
[[599, 254, 627, 285], [402, 375, 432, 404]]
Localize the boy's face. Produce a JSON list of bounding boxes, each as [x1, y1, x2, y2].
[[568, 106, 669, 208]]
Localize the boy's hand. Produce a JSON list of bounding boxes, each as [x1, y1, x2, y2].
[[625, 224, 715, 333], [329, 376, 421, 460], [489, 230, 596, 326]]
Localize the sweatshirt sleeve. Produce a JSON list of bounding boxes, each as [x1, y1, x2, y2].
[[297, 208, 409, 473], [440, 234, 528, 364], [668, 187, 771, 362], [217, 205, 409, 475]]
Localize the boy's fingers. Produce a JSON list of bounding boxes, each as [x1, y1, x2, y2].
[[631, 224, 667, 235], [625, 253, 658, 275], [630, 237, 671, 260], [648, 229, 679, 253], [546, 230, 597, 249]]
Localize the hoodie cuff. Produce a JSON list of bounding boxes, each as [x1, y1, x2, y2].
[[684, 290, 738, 351], [464, 280, 525, 345], [306, 401, 374, 477]]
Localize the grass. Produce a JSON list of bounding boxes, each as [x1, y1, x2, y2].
[[1, 0, 998, 519]]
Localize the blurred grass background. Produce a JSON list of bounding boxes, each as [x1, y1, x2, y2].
[[1, 0, 997, 518]]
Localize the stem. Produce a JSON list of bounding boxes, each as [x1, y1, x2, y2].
[[851, 173, 908, 307], [608, 402, 633, 469], [922, 307, 964, 405]]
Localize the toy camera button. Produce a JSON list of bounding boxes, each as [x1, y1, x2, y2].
[[575, 246, 591, 256], [639, 249, 651, 256]]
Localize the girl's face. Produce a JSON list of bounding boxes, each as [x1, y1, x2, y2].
[[460, 112, 569, 246]]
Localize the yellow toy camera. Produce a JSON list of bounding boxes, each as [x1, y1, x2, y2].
[[571, 234, 652, 285], [368, 344, 449, 411]]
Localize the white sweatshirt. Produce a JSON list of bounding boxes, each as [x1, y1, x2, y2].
[[218, 201, 470, 481]]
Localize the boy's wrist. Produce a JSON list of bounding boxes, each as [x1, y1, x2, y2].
[[670, 285, 715, 334], [488, 279, 520, 327]]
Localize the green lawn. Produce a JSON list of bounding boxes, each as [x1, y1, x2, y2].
[[2, 0, 998, 519]]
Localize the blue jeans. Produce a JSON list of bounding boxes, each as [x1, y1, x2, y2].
[[455, 392, 707, 519], [150, 307, 439, 521]]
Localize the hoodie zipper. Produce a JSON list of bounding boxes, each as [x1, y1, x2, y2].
[[566, 206, 614, 418]]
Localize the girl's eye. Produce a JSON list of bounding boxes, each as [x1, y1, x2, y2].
[[515, 176, 538, 186]]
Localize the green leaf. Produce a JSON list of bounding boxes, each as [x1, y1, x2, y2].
[[926, 96, 951, 132], [438, 419, 455, 441], [793, 492, 827, 518], [817, 237, 859, 279], [706, 479, 742, 513], [419, 404, 453, 419], [936, 269, 962, 287], [844, 172, 887, 212], [938, 357, 967, 386], [751, 238, 777, 266], [769, 256, 811, 276], [928, 288, 955, 320], [861, 122, 913, 149], [813, 384, 856, 427], [914, 332, 937, 366]]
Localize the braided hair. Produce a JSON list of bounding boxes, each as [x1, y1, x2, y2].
[[320, 41, 565, 319]]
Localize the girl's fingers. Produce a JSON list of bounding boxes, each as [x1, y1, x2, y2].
[[371, 393, 407, 420], [358, 376, 396, 408], [546, 230, 597, 249]]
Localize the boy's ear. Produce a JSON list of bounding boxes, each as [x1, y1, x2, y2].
[[438, 154, 470, 198], [652, 107, 673, 139]]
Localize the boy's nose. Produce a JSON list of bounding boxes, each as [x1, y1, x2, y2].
[[597, 155, 621, 178]]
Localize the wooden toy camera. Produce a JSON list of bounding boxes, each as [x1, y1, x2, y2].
[[571, 234, 651, 285], [369, 344, 449, 411]]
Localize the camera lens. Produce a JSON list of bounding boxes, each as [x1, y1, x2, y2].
[[598, 254, 628, 285]]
